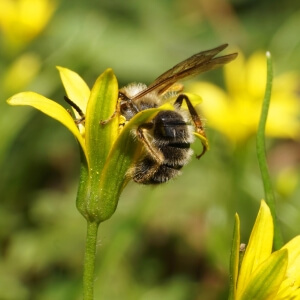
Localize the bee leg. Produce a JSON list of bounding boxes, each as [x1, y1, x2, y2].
[[136, 123, 164, 164], [131, 123, 164, 183], [100, 110, 118, 125], [64, 96, 86, 124], [174, 94, 207, 159], [100, 92, 127, 125]]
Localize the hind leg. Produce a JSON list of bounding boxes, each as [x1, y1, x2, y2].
[[174, 94, 207, 158]]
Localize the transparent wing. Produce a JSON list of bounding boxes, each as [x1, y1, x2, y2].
[[131, 44, 238, 101]]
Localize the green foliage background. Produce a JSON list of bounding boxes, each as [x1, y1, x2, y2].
[[1, 0, 300, 299]]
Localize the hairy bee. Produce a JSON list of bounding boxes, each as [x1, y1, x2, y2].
[[65, 44, 237, 184], [116, 44, 237, 184]]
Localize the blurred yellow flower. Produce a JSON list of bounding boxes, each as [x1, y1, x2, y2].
[[2, 53, 41, 93], [189, 51, 300, 145], [230, 200, 300, 300], [0, 0, 56, 49]]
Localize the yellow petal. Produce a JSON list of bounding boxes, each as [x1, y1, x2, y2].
[[267, 98, 300, 139], [246, 52, 267, 99], [239, 249, 288, 300], [165, 92, 203, 107], [188, 82, 230, 124], [276, 236, 300, 299], [224, 51, 246, 96], [7, 92, 87, 159], [0, 0, 56, 48], [189, 82, 252, 143], [193, 132, 209, 152], [282, 236, 300, 275], [57, 66, 90, 117], [3, 53, 41, 93], [237, 200, 274, 297]]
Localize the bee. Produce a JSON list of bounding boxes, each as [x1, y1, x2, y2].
[[65, 44, 237, 184], [114, 44, 237, 184]]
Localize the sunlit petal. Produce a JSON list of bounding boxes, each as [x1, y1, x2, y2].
[[7, 92, 87, 159], [3, 53, 41, 93], [237, 200, 273, 298], [57, 66, 90, 116], [246, 52, 267, 99], [239, 249, 288, 300], [224, 51, 246, 96], [0, 0, 56, 48], [188, 81, 230, 125], [276, 236, 300, 299]]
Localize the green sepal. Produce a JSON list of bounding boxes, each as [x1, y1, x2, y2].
[[76, 68, 119, 222], [85, 68, 119, 172]]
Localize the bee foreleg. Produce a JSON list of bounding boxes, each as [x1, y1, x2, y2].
[[127, 123, 164, 183], [136, 123, 164, 164], [100, 110, 119, 125]]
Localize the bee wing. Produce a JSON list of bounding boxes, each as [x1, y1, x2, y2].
[[131, 44, 238, 101]]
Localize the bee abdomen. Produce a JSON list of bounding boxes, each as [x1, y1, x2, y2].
[[132, 144, 193, 184], [132, 110, 194, 184], [160, 143, 193, 166], [132, 157, 182, 184]]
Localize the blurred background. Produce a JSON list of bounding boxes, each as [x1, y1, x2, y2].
[[1, 0, 300, 299]]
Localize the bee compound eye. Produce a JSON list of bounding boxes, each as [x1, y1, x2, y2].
[[118, 92, 129, 101]]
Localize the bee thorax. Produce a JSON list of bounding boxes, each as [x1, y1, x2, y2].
[[119, 83, 160, 120], [153, 110, 194, 143]]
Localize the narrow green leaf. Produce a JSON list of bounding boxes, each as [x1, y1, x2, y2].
[[7, 92, 87, 160], [256, 52, 283, 249], [237, 200, 273, 297], [228, 213, 241, 300], [240, 249, 288, 300]]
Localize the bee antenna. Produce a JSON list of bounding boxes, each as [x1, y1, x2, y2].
[[64, 96, 85, 118]]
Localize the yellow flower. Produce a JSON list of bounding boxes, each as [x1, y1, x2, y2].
[[2, 53, 41, 93], [7, 67, 206, 222], [189, 51, 300, 145], [229, 200, 300, 300], [0, 0, 56, 49]]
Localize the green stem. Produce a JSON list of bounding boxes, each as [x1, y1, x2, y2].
[[83, 221, 99, 300], [256, 51, 283, 250]]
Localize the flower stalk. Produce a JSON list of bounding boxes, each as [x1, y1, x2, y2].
[[83, 221, 99, 300]]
